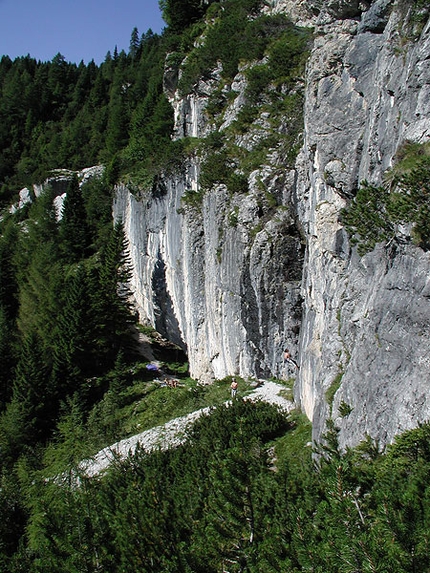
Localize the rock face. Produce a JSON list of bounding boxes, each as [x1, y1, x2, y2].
[[114, 0, 430, 448], [10, 166, 105, 220], [295, 0, 430, 448], [114, 166, 303, 383]]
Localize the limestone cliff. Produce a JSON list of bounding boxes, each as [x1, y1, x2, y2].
[[113, 0, 430, 449]]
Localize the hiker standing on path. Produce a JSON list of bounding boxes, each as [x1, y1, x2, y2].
[[284, 348, 299, 370], [230, 378, 238, 398]]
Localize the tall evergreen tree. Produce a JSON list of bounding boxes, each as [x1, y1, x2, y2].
[[93, 220, 136, 363], [0, 219, 19, 407], [0, 216, 19, 321], [0, 306, 16, 410], [51, 265, 95, 396], [0, 333, 52, 462], [160, 0, 208, 32], [17, 240, 63, 349], [59, 174, 91, 262], [129, 27, 140, 61], [11, 188, 62, 386]]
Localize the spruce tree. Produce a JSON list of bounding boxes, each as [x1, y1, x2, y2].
[[0, 332, 52, 462], [59, 174, 91, 262], [0, 217, 19, 321], [0, 305, 16, 409], [51, 265, 96, 396], [129, 27, 140, 61], [93, 220, 136, 363]]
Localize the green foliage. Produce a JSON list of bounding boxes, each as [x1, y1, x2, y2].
[[2, 3, 429, 571], [229, 205, 239, 227], [341, 181, 394, 254], [0, 467, 27, 566], [89, 221, 137, 368], [0, 306, 16, 409], [0, 219, 20, 407], [180, 187, 205, 210], [274, 409, 312, 476], [51, 265, 99, 389], [59, 175, 92, 262], [325, 371, 343, 409], [342, 145, 430, 253], [0, 333, 53, 462], [181, 9, 312, 203], [0, 207, 138, 466], [81, 176, 113, 249], [338, 400, 353, 418], [160, 0, 211, 33], [0, 217, 19, 322], [11, 404, 430, 572], [0, 30, 172, 193], [397, 0, 429, 38], [178, 1, 284, 93], [389, 159, 430, 248], [200, 145, 248, 195]]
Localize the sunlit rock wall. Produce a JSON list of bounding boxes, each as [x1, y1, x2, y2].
[[294, 0, 430, 447], [114, 0, 430, 448]]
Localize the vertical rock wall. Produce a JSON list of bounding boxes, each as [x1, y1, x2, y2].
[[114, 155, 303, 383], [114, 0, 430, 448], [294, 1, 430, 448]]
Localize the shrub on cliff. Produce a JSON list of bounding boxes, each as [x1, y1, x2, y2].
[[342, 145, 430, 254]]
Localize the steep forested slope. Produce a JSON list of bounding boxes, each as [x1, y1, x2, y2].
[[0, 27, 172, 205], [0, 0, 430, 570]]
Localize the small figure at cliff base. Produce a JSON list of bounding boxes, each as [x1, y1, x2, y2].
[[230, 378, 238, 398], [284, 348, 299, 370]]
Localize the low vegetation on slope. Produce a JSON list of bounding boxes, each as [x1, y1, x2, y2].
[[176, 0, 313, 209], [9, 403, 430, 572]]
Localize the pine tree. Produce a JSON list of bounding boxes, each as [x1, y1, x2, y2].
[[0, 217, 19, 321], [0, 466, 27, 567], [51, 265, 96, 396], [93, 221, 136, 364], [129, 27, 140, 61], [59, 174, 91, 262], [0, 219, 19, 408], [0, 305, 16, 409], [14, 188, 63, 345], [0, 332, 52, 462], [371, 423, 430, 572], [203, 441, 266, 572], [190, 400, 287, 572], [160, 0, 207, 32], [16, 240, 63, 349]]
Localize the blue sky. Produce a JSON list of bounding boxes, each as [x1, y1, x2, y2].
[[0, 0, 165, 64]]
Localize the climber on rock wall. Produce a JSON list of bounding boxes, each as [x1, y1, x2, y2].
[[283, 348, 299, 370]]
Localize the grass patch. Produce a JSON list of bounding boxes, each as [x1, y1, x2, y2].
[[274, 409, 312, 472], [272, 376, 295, 402], [84, 375, 261, 457]]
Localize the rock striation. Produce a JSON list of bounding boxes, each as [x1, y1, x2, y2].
[[294, 0, 430, 448], [113, 0, 430, 449]]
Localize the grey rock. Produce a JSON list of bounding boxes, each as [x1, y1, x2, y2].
[[357, 0, 391, 33], [296, 5, 430, 448], [114, 0, 430, 450]]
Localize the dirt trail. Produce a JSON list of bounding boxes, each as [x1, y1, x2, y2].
[[80, 380, 294, 477]]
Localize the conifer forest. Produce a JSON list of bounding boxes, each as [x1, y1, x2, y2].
[[0, 0, 430, 571]]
